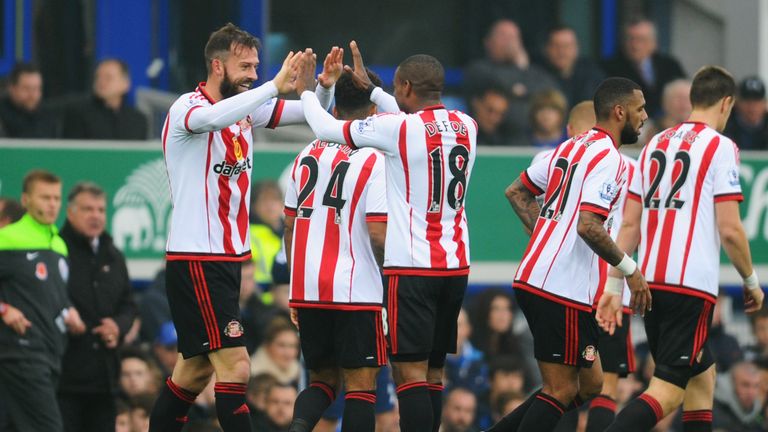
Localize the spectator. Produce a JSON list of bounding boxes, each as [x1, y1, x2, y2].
[[62, 58, 148, 140], [476, 356, 530, 429], [137, 268, 171, 344], [0, 197, 24, 228], [250, 319, 301, 385], [240, 259, 291, 353], [0, 63, 58, 138], [469, 289, 528, 359], [745, 308, 768, 361], [247, 373, 280, 414], [540, 25, 606, 108], [445, 308, 489, 395], [639, 79, 692, 145], [249, 180, 284, 287], [120, 349, 160, 399], [251, 382, 297, 432], [493, 391, 527, 423], [528, 89, 568, 148], [129, 393, 155, 432], [152, 321, 178, 377], [724, 76, 768, 150], [0, 170, 86, 432], [469, 84, 510, 146], [187, 377, 217, 427], [464, 19, 558, 146], [115, 399, 131, 432], [709, 295, 744, 372], [602, 18, 686, 117], [57, 181, 138, 432], [442, 387, 479, 432], [713, 361, 765, 431]]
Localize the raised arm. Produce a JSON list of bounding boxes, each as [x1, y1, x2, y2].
[[344, 40, 400, 114], [186, 51, 301, 133]]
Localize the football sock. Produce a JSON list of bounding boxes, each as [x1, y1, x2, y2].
[[214, 382, 252, 432], [605, 393, 663, 432], [586, 395, 617, 432], [517, 392, 566, 432], [341, 391, 376, 432], [288, 382, 335, 432], [149, 378, 198, 432], [428, 383, 444, 432], [682, 409, 712, 432], [485, 388, 540, 432], [396, 381, 433, 432]]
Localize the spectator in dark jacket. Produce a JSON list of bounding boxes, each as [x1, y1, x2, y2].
[[540, 25, 606, 108], [62, 59, 148, 140], [602, 18, 686, 117], [57, 182, 137, 432], [713, 361, 765, 432], [724, 76, 768, 150], [0, 63, 58, 138]]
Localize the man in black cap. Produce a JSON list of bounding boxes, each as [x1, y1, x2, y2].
[[724, 76, 768, 150]]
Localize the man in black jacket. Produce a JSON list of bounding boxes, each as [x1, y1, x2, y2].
[[602, 18, 686, 117], [57, 182, 137, 432]]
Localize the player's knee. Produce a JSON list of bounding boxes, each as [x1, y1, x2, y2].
[[426, 366, 444, 384], [343, 367, 379, 391], [310, 368, 340, 390], [654, 364, 693, 390], [391, 359, 428, 385], [543, 380, 579, 405]]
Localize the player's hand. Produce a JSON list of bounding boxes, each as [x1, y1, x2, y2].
[[93, 317, 121, 348], [626, 269, 651, 316], [343, 40, 374, 92], [64, 307, 86, 335], [273, 51, 303, 95], [744, 286, 765, 313], [317, 46, 344, 89], [295, 49, 318, 95], [1, 304, 32, 335], [596, 293, 623, 336], [290, 308, 299, 330]]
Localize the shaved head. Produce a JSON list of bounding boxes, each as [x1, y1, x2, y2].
[[396, 54, 445, 98], [567, 101, 596, 137]]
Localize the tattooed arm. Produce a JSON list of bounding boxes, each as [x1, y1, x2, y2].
[[577, 211, 624, 265], [505, 178, 541, 233]]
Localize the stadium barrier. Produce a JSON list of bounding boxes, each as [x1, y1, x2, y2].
[[2, 140, 767, 285]]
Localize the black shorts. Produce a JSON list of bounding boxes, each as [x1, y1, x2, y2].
[[383, 274, 467, 365], [597, 311, 635, 377], [297, 308, 387, 370], [166, 260, 244, 358], [514, 287, 599, 368], [644, 289, 715, 369]]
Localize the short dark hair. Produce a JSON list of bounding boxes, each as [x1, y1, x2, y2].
[[689, 66, 735, 109], [22, 170, 61, 194], [67, 181, 106, 204], [129, 393, 156, 415], [548, 24, 576, 39], [0, 197, 25, 223], [396, 54, 444, 98], [593, 77, 642, 121], [8, 63, 40, 86], [334, 69, 383, 118], [97, 58, 130, 78], [205, 23, 261, 74]]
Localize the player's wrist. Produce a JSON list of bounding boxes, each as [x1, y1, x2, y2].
[[615, 254, 637, 277], [0, 302, 8, 316], [604, 276, 624, 296], [744, 270, 761, 290]]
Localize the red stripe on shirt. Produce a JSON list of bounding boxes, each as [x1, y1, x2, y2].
[[521, 170, 545, 195], [317, 151, 349, 302], [345, 153, 377, 302], [420, 110, 448, 268], [184, 105, 203, 133], [266, 99, 285, 129], [679, 136, 720, 284], [714, 193, 744, 203], [343, 121, 355, 148], [449, 111, 470, 267], [217, 128, 237, 254], [397, 122, 415, 260], [235, 134, 250, 248]]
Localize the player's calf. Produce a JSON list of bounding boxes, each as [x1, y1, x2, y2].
[[341, 367, 380, 432], [290, 368, 339, 432], [209, 347, 254, 432]]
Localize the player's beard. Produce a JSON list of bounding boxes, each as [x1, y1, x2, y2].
[[219, 69, 253, 100], [620, 112, 641, 144]]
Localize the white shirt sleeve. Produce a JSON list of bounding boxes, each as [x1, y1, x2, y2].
[[301, 90, 404, 154], [713, 139, 744, 203], [283, 155, 301, 217], [580, 151, 623, 218], [626, 158, 642, 203], [250, 84, 334, 129], [364, 153, 388, 222], [521, 154, 550, 196], [370, 87, 400, 114], [184, 81, 278, 133]]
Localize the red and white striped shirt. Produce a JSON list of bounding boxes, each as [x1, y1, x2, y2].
[[339, 106, 477, 276], [285, 141, 386, 309], [637, 122, 743, 302], [163, 81, 331, 260], [516, 128, 628, 310]]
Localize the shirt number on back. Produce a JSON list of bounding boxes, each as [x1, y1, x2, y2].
[[643, 150, 691, 210], [427, 146, 470, 213], [540, 158, 578, 220], [296, 155, 351, 223]]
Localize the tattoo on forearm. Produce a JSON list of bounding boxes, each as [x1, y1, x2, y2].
[[506, 179, 541, 232], [579, 214, 624, 266]]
